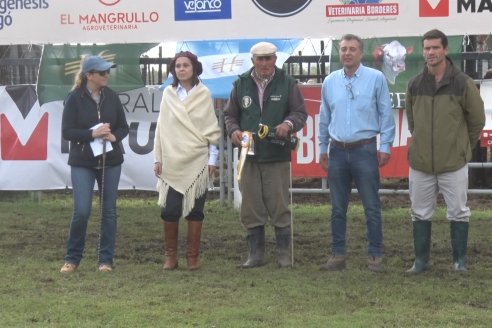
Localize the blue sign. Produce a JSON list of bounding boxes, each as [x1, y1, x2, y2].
[[174, 0, 232, 21]]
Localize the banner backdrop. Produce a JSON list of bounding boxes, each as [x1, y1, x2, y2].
[[0, 81, 490, 190], [322, 35, 465, 177], [37, 43, 157, 105], [0, 1, 491, 44], [329, 36, 464, 90], [0, 36, 489, 190], [0, 84, 162, 190], [160, 39, 302, 99], [294, 85, 407, 178]]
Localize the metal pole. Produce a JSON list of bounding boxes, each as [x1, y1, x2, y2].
[[218, 103, 225, 204], [97, 141, 107, 268], [290, 162, 294, 268]]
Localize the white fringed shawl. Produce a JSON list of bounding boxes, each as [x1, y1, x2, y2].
[[154, 83, 221, 217]]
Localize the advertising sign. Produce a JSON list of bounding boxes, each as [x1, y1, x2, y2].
[[0, 1, 491, 44]]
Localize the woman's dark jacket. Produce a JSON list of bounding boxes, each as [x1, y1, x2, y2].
[[62, 85, 129, 167]]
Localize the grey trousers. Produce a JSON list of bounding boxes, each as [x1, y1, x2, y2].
[[409, 165, 470, 222]]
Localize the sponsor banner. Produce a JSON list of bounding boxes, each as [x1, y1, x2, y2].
[[1, 81, 491, 190], [0, 83, 413, 190], [293, 85, 409, 178], [252, 0, 313, 17], [329, 35, 464, 93], [37, 43, 157, 105], [0, 85, 162, 190], [174, 0, 232, 21], [293, 35, 466, 178], [0, 1, 491, 44], [0, 86, 48, 161], [326, 2, 400, 17], [419, 0, 449, 17]]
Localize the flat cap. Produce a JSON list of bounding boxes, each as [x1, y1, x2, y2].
[[250, 42, 277, 56]]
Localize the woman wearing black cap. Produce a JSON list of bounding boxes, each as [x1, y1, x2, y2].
[[60, 55, 129, 273], [153, 51, 221, 271]]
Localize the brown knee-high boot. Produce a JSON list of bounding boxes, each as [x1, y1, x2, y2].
[[186, 220, 203, 270], [163, 221, 179, 270]]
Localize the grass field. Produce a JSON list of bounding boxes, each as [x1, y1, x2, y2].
[[0, 191, 491, 327]]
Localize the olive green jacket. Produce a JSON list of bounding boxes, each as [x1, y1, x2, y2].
[[406, 58, 485, 174], [224, 67, 307, 162]]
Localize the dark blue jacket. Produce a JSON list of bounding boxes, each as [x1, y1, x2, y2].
[[62, 85, 129, 167]]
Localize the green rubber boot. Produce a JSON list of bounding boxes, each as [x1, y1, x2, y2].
[[451, 221, 469, 272], [275, 226, 291, 268], [238, 226, 266, 269], [406, 221, 432, 274]]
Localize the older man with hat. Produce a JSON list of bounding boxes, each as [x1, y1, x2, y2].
[[224, 42, 307, 268]]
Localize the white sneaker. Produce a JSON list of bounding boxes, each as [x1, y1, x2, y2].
[[60, 263, 78, 273], [98, 264, 113, 272]]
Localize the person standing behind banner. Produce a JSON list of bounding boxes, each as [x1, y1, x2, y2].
[[153, 51, 221, 271], [60, 55, 129, 273], [224, 42, 307, 269], [318, 34, 395, 272], [405, 29, 485, 274]]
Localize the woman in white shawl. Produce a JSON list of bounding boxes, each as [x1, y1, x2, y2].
[[153, 51, 221, 271]]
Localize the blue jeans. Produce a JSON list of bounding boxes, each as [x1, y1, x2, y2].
[[328, 142, 383, 257], [64, 165, 121, 265]]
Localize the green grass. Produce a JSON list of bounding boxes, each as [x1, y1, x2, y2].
[[0, 192, 491, 327]]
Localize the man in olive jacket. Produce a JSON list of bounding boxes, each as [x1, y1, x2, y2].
[[405, 29, 485, 274], [224, 42, 307, 269]]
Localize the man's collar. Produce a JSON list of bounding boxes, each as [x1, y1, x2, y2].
[[251, 68, 275, 88], [343, 64, 363, 79]]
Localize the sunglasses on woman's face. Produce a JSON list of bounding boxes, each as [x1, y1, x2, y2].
[[91, 69, 110, 76]]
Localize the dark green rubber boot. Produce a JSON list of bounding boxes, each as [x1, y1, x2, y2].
[[406, 221, 432, 274], [275, 226, 291, 268], [451, 221, 469, 272], [238, 226, 266, 269]]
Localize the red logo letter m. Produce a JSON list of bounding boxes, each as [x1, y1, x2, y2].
[[419, 0, 449, 17], [1, 86, 48, 160]]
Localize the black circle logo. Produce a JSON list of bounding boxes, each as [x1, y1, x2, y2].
[[252, 0, 312, 17], [99, 0, 121, 6]]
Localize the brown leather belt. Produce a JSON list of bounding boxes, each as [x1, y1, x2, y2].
[[331, 137, 376, 150]]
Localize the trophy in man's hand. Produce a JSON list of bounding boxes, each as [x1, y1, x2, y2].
[[257, 124, 299, 151]]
